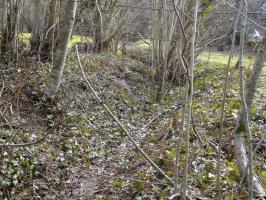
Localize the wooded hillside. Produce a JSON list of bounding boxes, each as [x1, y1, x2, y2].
[[0, 0, 265, 199]]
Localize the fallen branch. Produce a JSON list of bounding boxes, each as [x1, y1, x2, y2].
[[75, 44, 174, 185], [0, 133, 48, 148], [0, 81, 4, 98], [140, 111, 163, 131]]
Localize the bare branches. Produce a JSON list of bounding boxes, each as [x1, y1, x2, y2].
[[222, 0, 266, 31], [172, 0, 187, 43], [0, 133, 48, 148]]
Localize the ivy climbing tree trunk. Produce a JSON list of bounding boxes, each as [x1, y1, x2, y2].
[[46, 0, 77, 96]]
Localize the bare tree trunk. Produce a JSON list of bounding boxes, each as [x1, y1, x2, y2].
[[238, 2, 254, 198], [0, 1, 5, 32], [0, 0, 22, 61], [233, 43, 266, 197], [233, 3, 266, 197], [101, 18, 125, 50], [0, 0, 7, 56], [32, 0, 58, 61], [46, 0, 77, 96], [30, 0, 46, 56], [93, 0, 103, 52], [217, 1, 242, 198], [13, 0, 21, 61], [47, 0, 58, 63], [155, 0, 167, 102], [152, 0, 167, 102], [182, 0, 198, 199]]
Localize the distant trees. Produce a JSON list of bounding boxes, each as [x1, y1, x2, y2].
[[29, 0, 47, 57], [42, 0, 59, 61], [0, 0, 22, 62], [0, 0, 59, 61], [151, 0, 191, 101], [92, 0, 138, 52], [151, 0, 224, 101], [29, 0, 59, 60], [151, 0, 170, 101]]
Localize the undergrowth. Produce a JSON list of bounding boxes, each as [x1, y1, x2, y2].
[[0, 48, 265, 199]]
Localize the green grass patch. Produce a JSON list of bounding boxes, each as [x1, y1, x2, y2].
[[69, 34, 92, 47], [129, 40, 256, 67], [19, 32, 31, 43], [128, 40, 151, 51], [17, 32, 92, 47], [198, 51, 254, 66]]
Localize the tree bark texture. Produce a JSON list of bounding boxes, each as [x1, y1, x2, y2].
[[46, 0, 77, 96]]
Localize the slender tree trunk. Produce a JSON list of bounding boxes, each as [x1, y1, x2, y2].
[[32, 0, 58, 61], [153, 0, 168, 102], [30, 0, 46, 56], [238, 3, 254, 199], [46, 0, 77, 96], [182, 0, 198, 199], [0, 0, 7, 56], [0, 1, 5, 32], [0, 0, 21, 62], [217, 1, 242, 198], [48, 0, 58, 63], [93, 0, 103, 52], [173, 82, 188, 193], [233, 6, 266, 198]]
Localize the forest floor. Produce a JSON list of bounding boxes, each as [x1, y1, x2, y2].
[[0, 46, 265, 199]]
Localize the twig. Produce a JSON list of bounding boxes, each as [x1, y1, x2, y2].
[[191, 112, 203, 145], [0, 81, 4, 98], [182, 1, 199, 199], [45, 20, 58, 39], [0, 111, 26, 145], [172, 0, 187, 43], [75, 44, 174, 185], [0, 132, 49, 147], [140, 112, 163, 131], [137, 32, 152, 49], [169, 192, 192, 200], [0, 111, 16, 133], [253, 127, 266, 154], [217, 1, 242, 198]]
